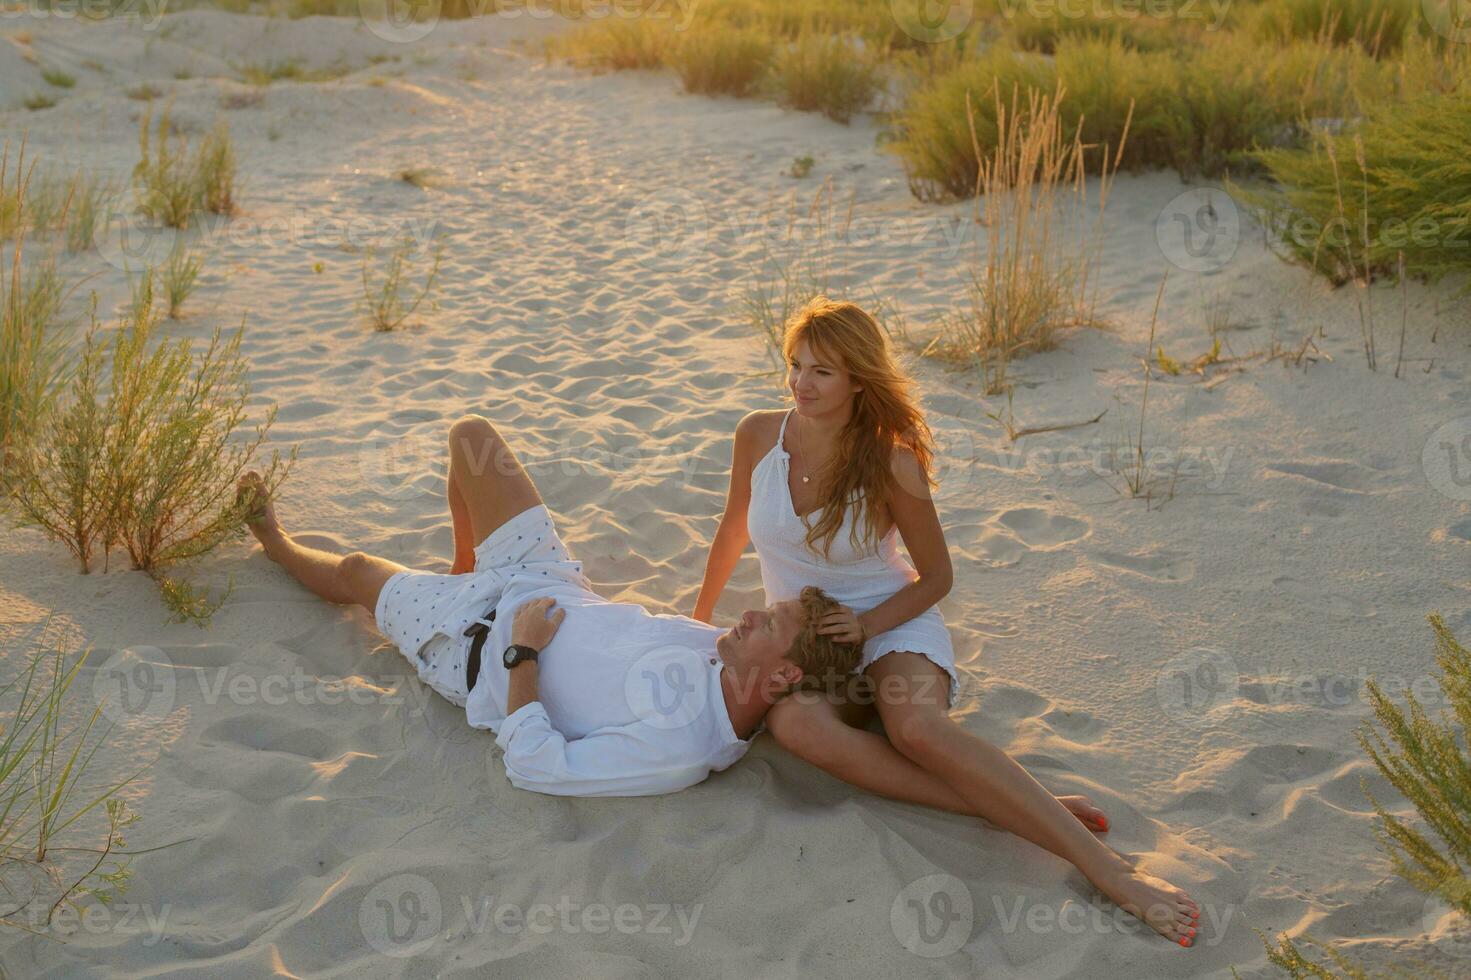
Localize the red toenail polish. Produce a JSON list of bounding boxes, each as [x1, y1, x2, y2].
[[1178, 937, 1187, 946], [1188, 927, 1196, 937]]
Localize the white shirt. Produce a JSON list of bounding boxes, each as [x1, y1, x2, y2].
[[463, 575, 752, 797]]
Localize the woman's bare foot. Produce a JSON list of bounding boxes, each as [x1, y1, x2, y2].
[[1057, 794, 1108, 833], [236, 472, 284, 558], [1096, 865, 1200, 947]]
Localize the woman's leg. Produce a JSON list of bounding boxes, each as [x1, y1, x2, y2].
[[867, 652, 1200, 947], [767, 684, 1108, 830]]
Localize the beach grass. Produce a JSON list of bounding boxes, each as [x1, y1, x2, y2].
[[771, 31, 882, 124], [671, 24, 772, 98], [361, 237, 444, 332]]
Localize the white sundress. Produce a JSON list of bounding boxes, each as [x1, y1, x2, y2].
[[746, 409, 959, 708]]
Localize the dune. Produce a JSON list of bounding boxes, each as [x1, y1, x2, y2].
[[2, 7, 1470, 977]]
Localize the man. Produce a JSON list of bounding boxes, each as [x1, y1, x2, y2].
[[235, 414, 859, 797]]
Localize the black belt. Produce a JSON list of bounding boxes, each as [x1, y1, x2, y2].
[[462, 607, 496, 692]]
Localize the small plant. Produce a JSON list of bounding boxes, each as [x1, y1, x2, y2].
[[133, 105, 200, 228], [923, 84, 1124, 395], [195, 119, 237, 216], [133, 108, 238, 228], [361, 237, 444, 331], [125, 83, 161, 101], [23, 93, 55, 111], [40, 67, 75, 89], [0, 144, 75, 495], [160, 241, 205, 319], [1241, 614, 1471, 979], [772, 31, 881, 124], [394, 166, 444, 189], [0, 629, 143, 930], [671, 25, 772, 98], [788, 154, 815, 178]]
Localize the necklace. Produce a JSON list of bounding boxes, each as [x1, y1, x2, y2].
[[794, 412, 811, 484]]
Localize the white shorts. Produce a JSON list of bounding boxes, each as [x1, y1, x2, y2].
[[859, 607, 959, 711], [373, 505, 586, 706]]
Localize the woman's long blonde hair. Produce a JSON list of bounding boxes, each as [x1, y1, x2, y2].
[[782, 297, 935, 558]]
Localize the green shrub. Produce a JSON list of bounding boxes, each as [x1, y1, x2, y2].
[[1243, 0, 1424, 56], [40, 67, 75, 88], [8, 282, 296, 623], [771, 31, 882, 123], [0, 632, 140, 929], [672, 25, 772, 97], [1240, 614, 1471, 978], [133, 108, 238, 228], [361, 237, 444, 331], [551, 16, 676, 71], [1234, 91, 1471, 291]]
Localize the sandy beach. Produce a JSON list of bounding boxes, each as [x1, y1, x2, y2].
[[2, 7, 1471, 977]]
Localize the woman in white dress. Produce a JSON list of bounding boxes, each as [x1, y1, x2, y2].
[[692, 297, 1201, 947]]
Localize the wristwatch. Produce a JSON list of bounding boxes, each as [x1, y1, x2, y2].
[[502, 644, 541, 670]]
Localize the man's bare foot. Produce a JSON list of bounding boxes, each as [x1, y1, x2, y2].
[[1096, 866, 1200, 947], [236, 472, 283, 555], [1058, 794, 1108, 833]]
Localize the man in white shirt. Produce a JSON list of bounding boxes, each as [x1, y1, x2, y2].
[[236, 414, 861, 797]]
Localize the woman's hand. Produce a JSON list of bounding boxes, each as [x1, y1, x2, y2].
[[817, 604, 868, 645]]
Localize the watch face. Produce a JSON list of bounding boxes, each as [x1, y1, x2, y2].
[[502, 646, 517, 669]]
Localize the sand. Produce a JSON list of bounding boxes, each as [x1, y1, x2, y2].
[[2, 7, 1471, 978]]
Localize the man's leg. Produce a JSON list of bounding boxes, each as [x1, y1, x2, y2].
[[237, 472, 406, 613], [444, 414, 544, 567], [867, 652, 1200, 946]]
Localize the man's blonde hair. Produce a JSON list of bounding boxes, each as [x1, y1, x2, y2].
[[785, 585, 863, 688]]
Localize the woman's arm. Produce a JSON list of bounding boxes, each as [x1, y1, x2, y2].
[[831, 448, 954, 642], [691, 413, 762, 623]]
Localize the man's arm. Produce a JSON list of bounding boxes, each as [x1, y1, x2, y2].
[[505, 597, 562, 715], [494, 708, 714, 797]]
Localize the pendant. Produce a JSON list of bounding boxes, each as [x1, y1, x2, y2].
[[802, 476, 810, 483]]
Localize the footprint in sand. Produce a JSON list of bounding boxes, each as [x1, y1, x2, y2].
[[994, 506, 1090, 550], [1093, 549, 1196, 583]]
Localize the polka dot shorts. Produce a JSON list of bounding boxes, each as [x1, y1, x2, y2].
[[374, 504, 587, 706]]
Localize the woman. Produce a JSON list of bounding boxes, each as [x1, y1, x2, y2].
[[692, 297, 1201, 947]]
